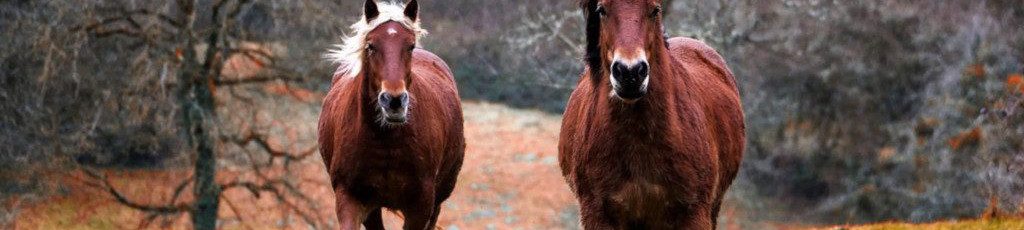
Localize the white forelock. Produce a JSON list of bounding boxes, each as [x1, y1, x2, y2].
[[325, 1, 427, 78]]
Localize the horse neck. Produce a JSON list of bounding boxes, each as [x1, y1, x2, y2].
[[650, 44, 688, 102], [343, 70, 380, 129]]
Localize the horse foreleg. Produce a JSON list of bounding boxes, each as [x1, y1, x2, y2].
[[402, 185, 437, 230], [424, 203, 442, 229], [335, 191, 370, 230], [710, 201, 722, 229], [401, 204, 436, 230], [364, 208, 385, 230], [579, 199, 616, 230], [580, 211, 616, 230]]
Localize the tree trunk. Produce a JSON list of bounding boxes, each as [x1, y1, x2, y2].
[[189, 116, 219, 230], [186, 79, 219, 230], [176, 0, 221, 229]]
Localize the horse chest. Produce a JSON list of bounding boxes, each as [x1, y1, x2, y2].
[[589, 124, 681, 174], [351, 144, 431, 177], [341, 140, 436, 206], [576, 123, 711, 211], [591, 142, 685, 192]]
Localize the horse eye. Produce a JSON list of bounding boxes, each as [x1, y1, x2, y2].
[[595, 6, 607, 17], [650, 6, 661, 18], [366, 44, 376, 52]]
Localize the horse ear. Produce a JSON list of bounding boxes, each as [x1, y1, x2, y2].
[[404, 0, 418, 21], [364, 0, 379, 21]]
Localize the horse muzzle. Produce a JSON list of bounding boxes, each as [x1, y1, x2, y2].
[[378, 92, 410, 124], [610, 60, 650, 101]]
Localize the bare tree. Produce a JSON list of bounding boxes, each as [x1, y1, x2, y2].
[[74, 0, 314, 228]]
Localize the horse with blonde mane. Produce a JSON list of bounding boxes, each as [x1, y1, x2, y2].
[[559, 0, 746, 229], [318, 0, 464, 229]]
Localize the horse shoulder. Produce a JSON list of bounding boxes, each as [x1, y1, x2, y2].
[[667, 37, 738, 91], [667, 37, 742, 126], [319, 71, 359, 177], [667, 37, 745, 197], [408, 48, 462, 147], [558, 71, 595, 184], [409, 48, 460, 119], [560, 71, 593, 148], [412, 49, 456, 83]]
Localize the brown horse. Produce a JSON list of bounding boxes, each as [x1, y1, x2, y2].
[[318, 0, 464, 229], [559, 0, 745, 229]]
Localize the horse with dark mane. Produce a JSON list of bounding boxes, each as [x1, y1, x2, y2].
[[559, 0, 745, 229], [318, 0, 464, 229]]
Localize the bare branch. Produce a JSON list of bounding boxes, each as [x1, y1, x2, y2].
[[221, 180, 280, 196], [223, 129, 316, 160], [169, 175, 195, 204], [124, 9, 185, 28], [76, 5, 183, 35], [81, 168, 193, 214], [228, 48, 275, 63], [228, 0, 254, 18], [72, 16, 135, 33], [220, 178, 322, 227], [91, 27, 144, 38], [214, 71, 304, 86], [220, 196, 257, 230]]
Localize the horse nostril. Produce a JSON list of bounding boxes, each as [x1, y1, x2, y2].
[[388, 93, 407, 111], [637, 61, 649, 77], [611, 62, 627, 79], [611, 61, 649, 84], [378, 94, 391, 106], [379, 92, 409, 112], [398, 93, 410, 105]]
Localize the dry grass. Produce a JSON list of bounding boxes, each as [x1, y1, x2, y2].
[[429, 101, 578, 229], [12, 165, 335, 230], [8, 100, 1021, 230], [9, 101, 579, 229], [817, 217, 1024, 230]]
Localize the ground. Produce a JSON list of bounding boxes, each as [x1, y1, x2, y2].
[[4, 101, 1020, 229], [816, 218, 1024, 230], [6, 101, 581, 230]]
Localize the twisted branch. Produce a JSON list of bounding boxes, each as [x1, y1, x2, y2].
[[81, 168, 193, 214]]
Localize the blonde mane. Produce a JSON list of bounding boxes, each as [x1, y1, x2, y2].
[[326, 1, 428, 78]]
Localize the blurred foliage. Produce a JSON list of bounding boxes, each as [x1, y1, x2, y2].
[[416, 0, 583, 111], [679, 0, 1024, 224]]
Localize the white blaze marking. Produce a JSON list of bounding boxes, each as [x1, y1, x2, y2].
[[387, 28, 398, 35]]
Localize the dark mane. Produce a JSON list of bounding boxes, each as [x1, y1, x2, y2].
[[581, 0, 603, 79]]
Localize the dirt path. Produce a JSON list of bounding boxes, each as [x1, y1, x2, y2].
[[426, 102, 578, 229]]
